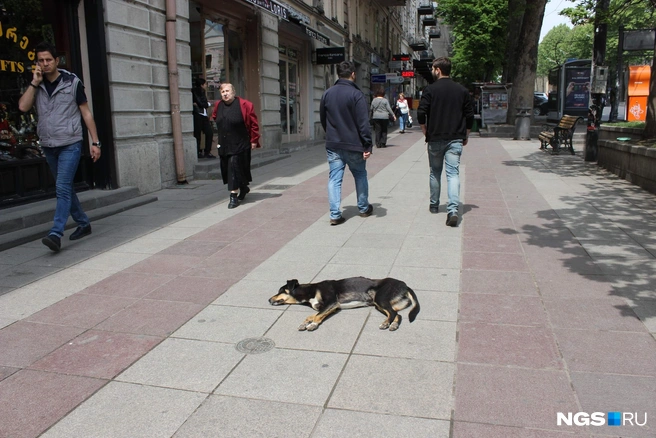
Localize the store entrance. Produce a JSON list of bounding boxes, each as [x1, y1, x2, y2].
[[279, 52, 301, 142]]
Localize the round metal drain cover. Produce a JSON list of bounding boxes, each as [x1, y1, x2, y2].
[[235, 337, 275, 354]]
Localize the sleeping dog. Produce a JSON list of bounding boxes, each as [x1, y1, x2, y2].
[[269, 276, 420, 331]]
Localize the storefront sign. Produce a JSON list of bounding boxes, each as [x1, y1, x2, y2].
[[0, 21, 36, 73], [316, 47, 345, 64], [242, 0, 288, 20], [301, 25, 329, 45], [371, 74, 386, 83], [401, 70, 415, 78], [391, 54, 411, 61], [370, 53, 380, 67], [388, 61, 402, 69]]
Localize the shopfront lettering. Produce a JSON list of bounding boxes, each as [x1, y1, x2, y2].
[[0, 59, 25, 73], [242, 0, 289, 20], [302, 25, 329, 45], [0, 22, 35, 61]]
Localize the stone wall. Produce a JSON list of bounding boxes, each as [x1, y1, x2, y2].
[[105, 0, 195, 193]]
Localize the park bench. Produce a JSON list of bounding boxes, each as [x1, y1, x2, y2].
[[538, 115, 584, 155]]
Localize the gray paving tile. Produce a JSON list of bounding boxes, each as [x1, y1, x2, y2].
[[389, 266, 459, 292], [313, 409, 450, 438], [265, 307, 369, 352], [117, 338, 244, 393], [328, 355, 454, 419], [172, 305, 283, 343], [40, 382, 206, 438], [244, 259, 325, 282], [215, 348, 347, 406], [213, 279, 285, 309], [22, 249, 101, 268], [314, 264, 391, 282], [330, 247, 399, 266], [413, 290, 459, 322], [0, 246, 42, 266], [0, 264, 61, 288], [629, 298, 656, 333], [268, 244, 339, 264], [173, 395, 322, 438], [354, 317, 456, 361]]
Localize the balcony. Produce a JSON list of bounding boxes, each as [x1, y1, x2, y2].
[[409, 38, 428, 51], [377, 0, 406, 5], [422, 16, 437, 27], [417, 3, 435, 15], [428, 26, 441, 39]]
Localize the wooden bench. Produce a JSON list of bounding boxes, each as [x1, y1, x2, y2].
[[539, 115, 584, 155]]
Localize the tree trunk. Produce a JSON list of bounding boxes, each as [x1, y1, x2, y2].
[[644, 44, 656, 139], [506, 0, 547, 125], [502, 0, 526, 83]]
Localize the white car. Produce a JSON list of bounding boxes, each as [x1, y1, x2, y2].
[[534, 92, 548, 101]]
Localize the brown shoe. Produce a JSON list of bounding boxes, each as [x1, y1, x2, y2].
[[359, 204, 374, 217], [330, 217, 345, 226]]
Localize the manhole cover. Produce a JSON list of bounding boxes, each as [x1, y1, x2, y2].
[[235, 337, 275, 354]]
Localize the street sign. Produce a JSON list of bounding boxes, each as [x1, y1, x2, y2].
[[371, 74, 386, 83], [389, 77, 405, 84], [388, 61, 402, 69], [385, 73, 398, 80]]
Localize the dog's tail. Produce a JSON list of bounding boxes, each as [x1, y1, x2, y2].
[[407, 287, 420, 322]]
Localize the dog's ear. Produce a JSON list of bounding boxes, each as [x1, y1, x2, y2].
[[287, 279, 299, 291]]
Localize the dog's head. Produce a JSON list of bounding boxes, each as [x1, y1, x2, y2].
[[269, 279, 305, 306]]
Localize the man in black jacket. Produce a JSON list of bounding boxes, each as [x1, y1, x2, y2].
[[320, 61, 373, 225], [417, 57, 474, 227]]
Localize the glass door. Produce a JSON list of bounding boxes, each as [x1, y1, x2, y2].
[[279, 56, 301, 142]]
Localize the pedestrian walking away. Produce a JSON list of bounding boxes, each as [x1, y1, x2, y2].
[[370, 87, 396, 148], [211, 83, 260, 209], [320, 61, 374, 225], [18, 41, 101, 253], [192, 78, 215, 159], [396, 93, 410, 133], [417, 57, 474, 226]]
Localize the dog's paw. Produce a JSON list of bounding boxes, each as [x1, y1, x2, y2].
[[379, 321, 390, 330], [306, 322, 319, 331], [389, 322, 399, 331], [298, 322, 309, 331]]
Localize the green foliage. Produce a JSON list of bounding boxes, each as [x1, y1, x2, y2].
[[436, 0, 508, 84], [537, 24, 592, 76]]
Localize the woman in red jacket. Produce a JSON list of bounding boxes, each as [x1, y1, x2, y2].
[[212, 83, 261, 208]]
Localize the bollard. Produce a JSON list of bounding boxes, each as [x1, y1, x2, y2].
[[514, 107, 532, 140]]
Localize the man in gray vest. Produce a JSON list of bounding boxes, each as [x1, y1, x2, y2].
[[19, 42, 101, 252]]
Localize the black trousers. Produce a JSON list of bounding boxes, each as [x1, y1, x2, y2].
[[220, 149, 252, 191], [193, 113, 213, 154], [372, 119, 389, 147]]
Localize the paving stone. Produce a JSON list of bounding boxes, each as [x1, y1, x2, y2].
[[144, 275, 232, 305], [0, 369, 105, 438], [117, 338, 243, 393], [313, 409, 450, 438], [215, 348, 347, 406], [461, 269, 538, 295], [26, 293, 136, 328], [460, 293, 548, 326], [40, 381, 206, 438], [328, 355, 454, 419], [412, 290, 459, 322], [173, 395, 322, 438], [544, 296, 648, 331], [452, 422, 590, 438], [80, 271, 175, 298]]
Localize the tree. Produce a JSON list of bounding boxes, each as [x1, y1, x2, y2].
[[506, 0, 548, 125], [537, 24, 592, 76], [435, 0, 508, 84]]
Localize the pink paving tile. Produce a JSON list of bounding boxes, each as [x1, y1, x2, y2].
[[463, 236, 523, 254], [458, 322, 563, 369], [454, 364, 579, 430], [158, 239, 229, 257], [534, 272, 616, 299], [0, 369, 105, 438], [554, 329, 656, 376], [145, 276, 233, 305], [0, 321, 84, 368], [453, 422, 590, 438], [125, 254, 204, 275], [184, 225, 247, 242], [0, 366, 18, 382], [181, 264, 253, 282], [461, 270, 538, 295], [545, 297, 648, 332], [465, 207, 511, 218], [81, 272, 175, 298], [26, 294, 137, 328], [29, 330, 161, 379], [462, 252, 529, 272], [94, 299, 204, 336], [570, 372, 656, 438], [459, 293, 548, 326]]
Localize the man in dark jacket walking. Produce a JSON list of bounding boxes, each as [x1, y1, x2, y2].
[[320, 61, 373, 225], [417, 57, 474, 227]]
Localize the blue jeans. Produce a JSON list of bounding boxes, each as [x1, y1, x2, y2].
[[326, 148, 369, 220], [43, 142, 90, 237], [427, 140, 463, 215], [399, 113, 409, 131]]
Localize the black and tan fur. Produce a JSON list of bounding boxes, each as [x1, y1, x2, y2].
[[269, 276, 420, 331]]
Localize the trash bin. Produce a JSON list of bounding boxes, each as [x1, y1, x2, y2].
[[514, 107, 531, 140]]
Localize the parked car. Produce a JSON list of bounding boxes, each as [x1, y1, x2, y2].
[[533, 95, 549, 116], [534, 92, 548, 101]]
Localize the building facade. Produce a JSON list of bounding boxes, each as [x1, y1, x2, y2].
[[2, 0, 444, 208]]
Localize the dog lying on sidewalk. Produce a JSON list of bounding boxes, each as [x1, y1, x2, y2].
[[269, 276, 420, 331]]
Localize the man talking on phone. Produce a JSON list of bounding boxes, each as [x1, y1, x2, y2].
[[19, 41, 101, 252]]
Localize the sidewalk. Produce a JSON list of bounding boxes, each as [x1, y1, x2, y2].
[[1, 130, 655, 437]]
